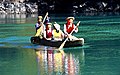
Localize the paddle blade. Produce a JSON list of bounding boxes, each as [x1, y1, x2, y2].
[[58, 39, 67, 50], [42, 12, 49, 23], [58, 41, 65, 50]]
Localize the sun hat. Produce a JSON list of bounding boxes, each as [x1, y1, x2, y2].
[[38, 16, 42, 19], [54, 24, 60, 30], [66, 17, 75, 20], [46, 22, 52, 25]]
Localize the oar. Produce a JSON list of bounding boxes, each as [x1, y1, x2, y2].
[[42, 12, 48, 38], [42, 12, 48, 23], [58, 21, 81, 50]]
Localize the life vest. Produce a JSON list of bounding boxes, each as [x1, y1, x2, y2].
[[52, 29, 62, 38], [35, 26, 43, 38], [66, 22, 74, 34], [46, 26, 52, 38], [35, 22, 42, 32]]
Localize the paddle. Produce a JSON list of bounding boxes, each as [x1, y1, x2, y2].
[[58, 21, 81, 50], [42, 12, 48, 23], [42, 12, 48, 38]]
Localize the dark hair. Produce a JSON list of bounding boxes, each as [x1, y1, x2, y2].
[[56, 30, 59, 33]]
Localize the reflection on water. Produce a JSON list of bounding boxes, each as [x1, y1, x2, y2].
[[35, 46, 85, 75]]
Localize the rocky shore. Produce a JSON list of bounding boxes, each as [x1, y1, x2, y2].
[[1, 0, 120, 15], [37, 0, 120, 14], [0, 1, 37, 14]]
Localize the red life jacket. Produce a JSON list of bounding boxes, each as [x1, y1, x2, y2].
[[66, 22, 74, 34], [46, 26, 52, 38]]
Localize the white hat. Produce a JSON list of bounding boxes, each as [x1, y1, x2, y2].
[[46, 23, 52, 25], [38, 16, 42, 19], [66, 17, 75, 20], [54, 24, 60, 30]]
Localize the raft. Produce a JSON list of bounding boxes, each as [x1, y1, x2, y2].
[[31, 36, 84, 48]]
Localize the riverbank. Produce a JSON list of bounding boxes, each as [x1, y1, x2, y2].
[[0, 1, 37, 14], [0, 13, 37, 24], [1, 0, 120, 15]]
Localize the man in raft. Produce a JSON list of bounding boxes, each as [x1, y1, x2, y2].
[[35, 16, 44, 39], [64, 17, 79, 40]]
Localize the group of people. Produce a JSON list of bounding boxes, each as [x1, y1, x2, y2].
[[35, 14, 79, 41]]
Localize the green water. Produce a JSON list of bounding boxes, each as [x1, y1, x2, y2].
[[0, 13, 120, 75]]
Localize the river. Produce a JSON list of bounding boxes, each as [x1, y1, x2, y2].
[[0, 13, 120, 75]]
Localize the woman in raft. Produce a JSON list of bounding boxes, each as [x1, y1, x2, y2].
[[52, 23, 64, 41]]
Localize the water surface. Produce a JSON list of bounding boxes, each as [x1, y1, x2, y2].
[[0, 13, 120, 75]]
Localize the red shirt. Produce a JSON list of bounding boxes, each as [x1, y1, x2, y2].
[[66, 22, 75, 34], [46, 26, 52, 38]]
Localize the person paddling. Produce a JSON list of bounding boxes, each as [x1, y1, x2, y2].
[[46, 23, 53, 40], [64, 17, 78, 34], [64, 17, 79, 40], [35, 16, 44, 39], [35, 16, 43, 32], [43, 14, 51, 38]]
